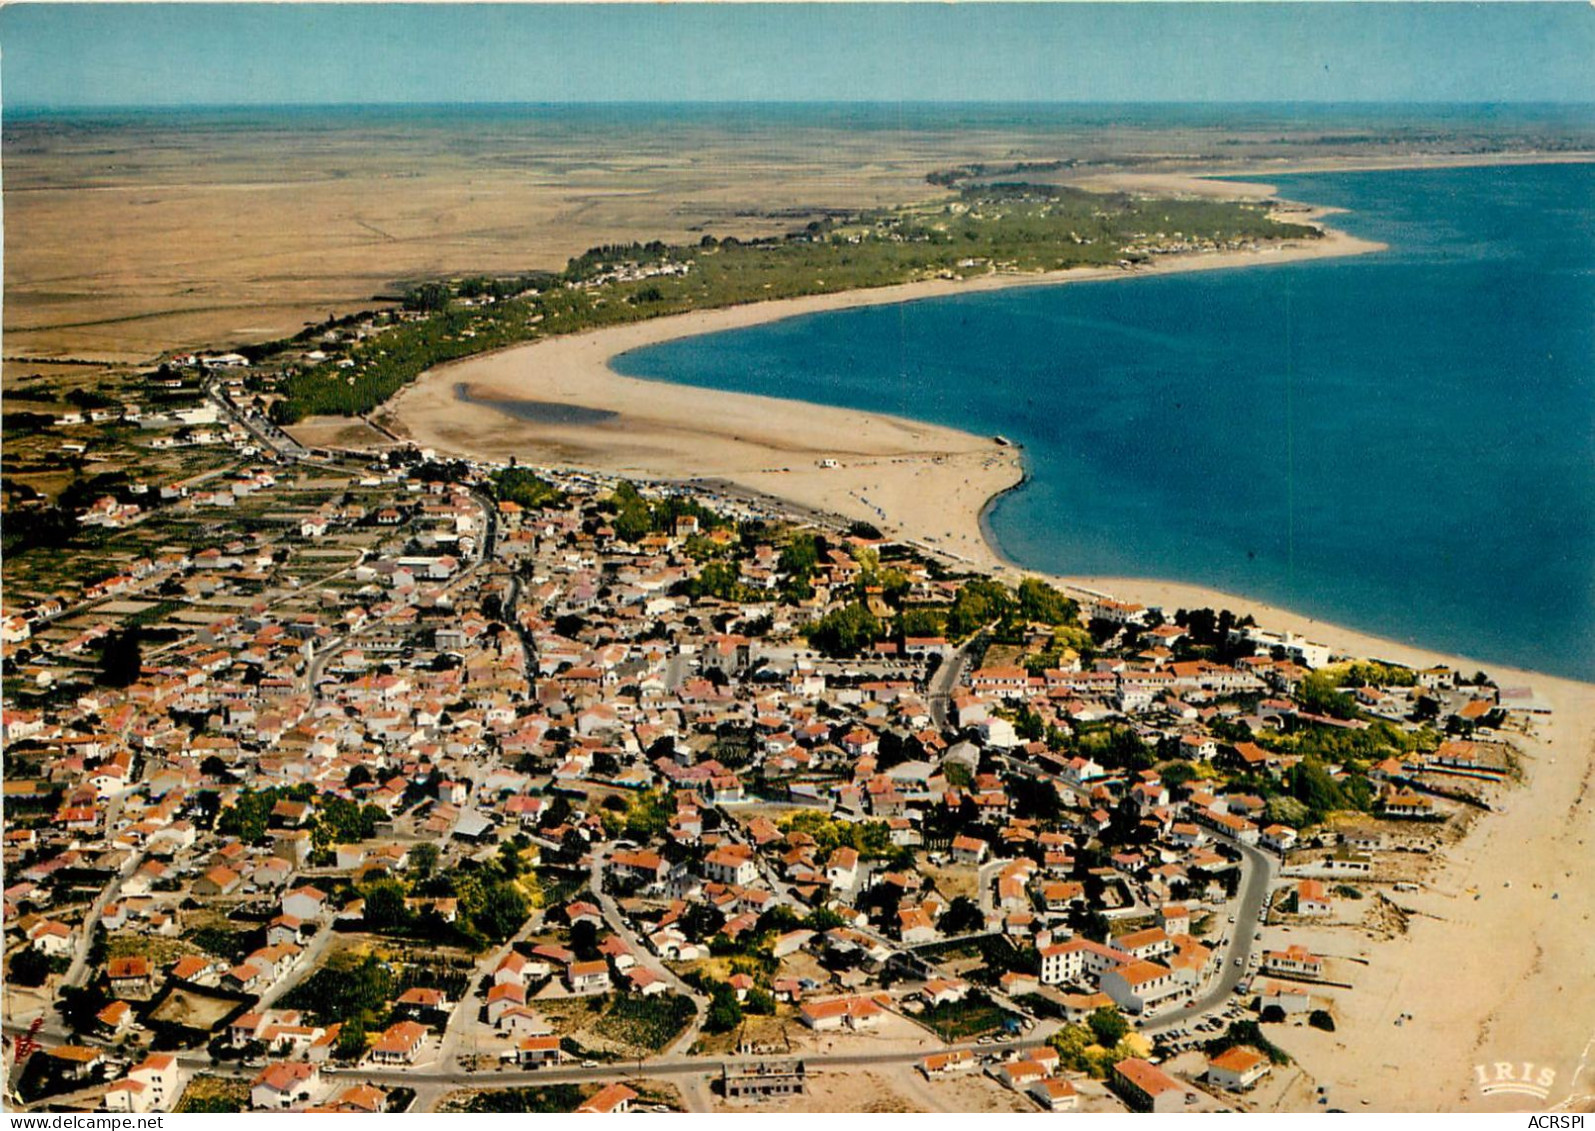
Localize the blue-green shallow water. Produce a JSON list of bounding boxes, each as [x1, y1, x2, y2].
[[613, 165, 1595, 681]]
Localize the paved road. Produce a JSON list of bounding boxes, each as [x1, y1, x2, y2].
[[928, 633, 983, 731], [586, 846, 710, 1056], [1140, 835, 1279, 1034], [255, 924, 339, 1012], [323, 1032, 1054, 1091], [58, 849, 146, 1003]]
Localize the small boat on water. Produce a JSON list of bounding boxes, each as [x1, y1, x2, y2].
[[993, 435, 1012, 447]]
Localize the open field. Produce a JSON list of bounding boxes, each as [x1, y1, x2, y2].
[[8, 105, 1592, 362]]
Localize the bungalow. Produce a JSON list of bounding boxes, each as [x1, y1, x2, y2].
[[369, 1020, 428, 1066], [493, 951, 534, 987], [1261, 945, 1325, 979], [43, 1045, 105, 1082], [919, 978, 968, 1007], [626, 966, 670, 997], [577, 1083, 638, 1114], [1207, 1046, 1271, 1091], [999, 971, 1040, 997], [1260, 824, 1298, 853], [499, 1007, 554, 1037], [998, 1059, 1051, 1092], [1113, 1057, 1196, 1114], [309, 1084, 390, 1114], [194, 865, 243, 896], [567, 960, 613, 995], [1295, 879, 1334, 917], [97, 1000, 136, 1037], [1382, 789, 1438, 820], [250, 1062, 321, 1110], [28, 919, 75, 957], [107, 956, 155, 999], [486, 982, 527, 1025], [395, 986, 452, 1020], [949, 835, 988, 865], [610, 848, 668, 886], [1256, 980, 1314, 1016], [512, 1035, 563, 1068], [1028, 1077, 1079, 1111], [920, 1049, 977, 1077], [798, 995, 885, 1032]]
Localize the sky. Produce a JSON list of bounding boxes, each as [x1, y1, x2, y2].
[[3, 2, 1594, 108]]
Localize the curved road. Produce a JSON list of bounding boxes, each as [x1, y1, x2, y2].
[[1141, 835, 1278, 1033]]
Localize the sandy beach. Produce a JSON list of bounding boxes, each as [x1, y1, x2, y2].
[[383, 211, 1378, 573], [371, 192, 1594, 1112]]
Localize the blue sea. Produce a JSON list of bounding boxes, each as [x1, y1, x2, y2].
[[612, 162, 1595, 681]]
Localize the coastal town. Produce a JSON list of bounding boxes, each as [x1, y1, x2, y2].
[[1, 337, 1551, 1114]]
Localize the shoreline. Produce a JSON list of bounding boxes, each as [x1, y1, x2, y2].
[[369, 164, 1595, 1110], [380, 209, 1381, 629], [373, 167, 1587, 694]]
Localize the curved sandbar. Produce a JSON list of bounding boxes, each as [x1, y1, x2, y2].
[[385, 206, 1381, 570]]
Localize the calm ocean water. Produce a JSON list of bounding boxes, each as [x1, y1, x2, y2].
[[613, 163, 1595, 681]]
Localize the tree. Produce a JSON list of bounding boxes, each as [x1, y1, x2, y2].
[[1017, 578, 1079, 625], [1009, 774, 1061, 821], [1288, 757, 1349, 822], [98, 628, 143, 687], [58, 984, 111, 1033], [940, 896, 984, 935], [704, 983, 743, 1033], [363, 880, 411, 932], [805, 602, 880, 657], [337, 1019, 370, 1061], [474, 882, 529, 942], [493, 467, 564, 509], [411, 842, 439, 879], [405, 281, 450, 312], [569, 920, 600, 960], [8, 947, 50, 988], [1087, 1006, 1130, 1047], [498, 839, 525, 879], [1160, 761, 1198, 791], [217, 789, 275, 844], [778, 533, 820, 583], [1298, 671, 1358, 719], [313, 797, 381, 849], [946, 578, 1014, 638]]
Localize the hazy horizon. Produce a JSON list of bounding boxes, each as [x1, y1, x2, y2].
[[4, 3, 1593, 109]]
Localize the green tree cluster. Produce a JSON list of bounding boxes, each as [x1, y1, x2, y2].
[[779, 811, 895, 858], [493, 467, 565, 509], [805, 602, 880, 657], [282, 953, 396, 1029], [946, 579, 1014, 639]]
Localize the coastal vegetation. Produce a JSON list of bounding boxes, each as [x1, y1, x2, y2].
[[265, 184, 1320, 423]]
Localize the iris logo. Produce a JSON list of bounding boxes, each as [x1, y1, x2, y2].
[[1473, 1061, 1556, 1101]]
